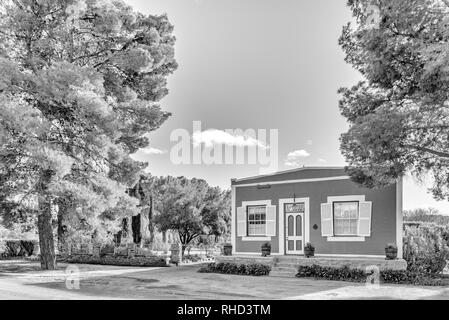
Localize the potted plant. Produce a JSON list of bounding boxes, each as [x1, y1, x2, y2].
[[385, 243, 398, 260], [304, 242, 315, 258], [223, 243, 232, 256], [261, 242, 271, 257]]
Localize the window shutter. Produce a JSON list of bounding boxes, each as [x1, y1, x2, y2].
[[236, 206, 246, 237], [266, 205, 277, 237], [320, 203, 333, 237], [358, 201, 372, 237]]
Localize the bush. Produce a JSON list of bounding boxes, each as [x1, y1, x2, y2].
[[296, 264, 449, 286], [296, 264, 366, 282], [66, 255, 168, 267], [0, 240, 37, 258], [183, 254, 203, 263], [0, 240, 7, 257], [198, 262, 271, 276], [403, 224, 449, 274]]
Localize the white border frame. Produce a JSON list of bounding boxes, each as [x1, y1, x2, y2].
[[279, 197, 310, 255]]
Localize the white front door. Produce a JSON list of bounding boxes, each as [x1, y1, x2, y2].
[[285, 203, 304, 255]]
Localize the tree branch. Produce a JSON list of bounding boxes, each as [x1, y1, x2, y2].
[[403, 144, 449, 158]]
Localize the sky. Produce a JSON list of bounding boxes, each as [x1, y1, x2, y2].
[[125, 0, 449, 214]]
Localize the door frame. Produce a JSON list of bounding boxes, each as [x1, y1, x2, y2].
[[279, 197, 310, 255]]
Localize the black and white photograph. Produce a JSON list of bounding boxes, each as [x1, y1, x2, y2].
[[1, 0, 449, 307]]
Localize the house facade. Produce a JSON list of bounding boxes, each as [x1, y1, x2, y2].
[[231, 167, 403, 258]]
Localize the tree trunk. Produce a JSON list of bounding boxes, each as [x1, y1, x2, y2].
[[38, 196, 56, 270], [57, 198, 70, 255], [37, 169, 56, 270], [148, 195, 155, 243], [132, 214, 142, 245], [181, 244, 186, 258]]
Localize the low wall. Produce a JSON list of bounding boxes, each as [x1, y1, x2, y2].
[[216, 255, 407, 271]]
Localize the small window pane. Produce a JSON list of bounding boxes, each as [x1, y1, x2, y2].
[[247, 205, 267, 236], [333, 202, 359, 236], [296, 215, 302, 236], [288, 216, 294, 236]]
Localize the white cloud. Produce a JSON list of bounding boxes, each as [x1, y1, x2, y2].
[[287, 149, 310, 158], [192, 129, 268, 149], [306, 140, 313, 146], [284, 149, 311, 167], [141, 147, 167, 155], [318, 158, 327, 163]]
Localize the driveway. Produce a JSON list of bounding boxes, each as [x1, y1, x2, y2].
[[0, 260, 448, 300]]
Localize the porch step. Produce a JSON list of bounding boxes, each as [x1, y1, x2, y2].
[[269, 268, 297, 278]]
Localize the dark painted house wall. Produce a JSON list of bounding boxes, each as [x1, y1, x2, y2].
[[232, 169, 398, 256]]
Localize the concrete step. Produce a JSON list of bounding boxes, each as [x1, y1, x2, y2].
[[273, 263, 300, 268], [269, 270, 297, 278], [271, 266, 298, 272]]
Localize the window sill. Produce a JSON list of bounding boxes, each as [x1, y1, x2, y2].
[[241, 236, 271, 241], [326, 236, 365, 242]]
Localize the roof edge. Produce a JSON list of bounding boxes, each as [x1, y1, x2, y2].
[[231, 166, 346, 184]]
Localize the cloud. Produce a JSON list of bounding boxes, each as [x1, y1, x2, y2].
[[318, 158, 327, 163], [141, 147, 167, 155], [192, 129, 268, 149], [284, 149, 311, 167], [306, 140, 313, 146]]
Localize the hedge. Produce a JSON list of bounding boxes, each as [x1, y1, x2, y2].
[[0, 240, 37, 257], [296, 264, 449, 286], [66, 255, 168, 267], [198, 262, 271, 276]]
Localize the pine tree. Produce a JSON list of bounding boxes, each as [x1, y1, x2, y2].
[[0, 0, 177, 269]]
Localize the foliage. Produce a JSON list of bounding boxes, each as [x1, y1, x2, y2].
[[296, 264, 366, 282], [261, 242, 271, 249], [403, 224, 449, 274], [152, 176, 231, 256], [296, 264, 449, 286], [0, 0, 177, 269], [304, 242, 315, 251], [66, 255, 167, 267], [0, 240, 36, 257], [339, 0, 449, 199], [182, 254, 203, 263], [386, 243, 397, 250], [198, 262, 271, 276], [404, 208, 449, 225]]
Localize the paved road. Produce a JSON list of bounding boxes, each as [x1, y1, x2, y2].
[[0, 260, 448, 300]]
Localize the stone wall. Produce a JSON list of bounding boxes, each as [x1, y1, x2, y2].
[[216, 255, 407, 271]]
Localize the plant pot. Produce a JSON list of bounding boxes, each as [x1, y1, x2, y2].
[[261, 248, 271, 257], [223, 244, 232, 256], [385, 247, 398, 260], [304, 248, 315, 258]]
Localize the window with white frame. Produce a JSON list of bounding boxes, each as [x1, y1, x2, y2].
[[333, 201, 359, 236], [247, 205, 267, 236]]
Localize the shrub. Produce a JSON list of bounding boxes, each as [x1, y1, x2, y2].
[[66, 255, 168, 267], [183, 254, 203, 263], [296, 264, 366, 282], [5, 241, 22, 256], [198, 262, 271, 276], [403, 224, 449, 274], [0, 240, 7, 258], [296, 264, 449, 286]]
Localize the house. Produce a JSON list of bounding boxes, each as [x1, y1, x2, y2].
[[230, 167, 403, 260]]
